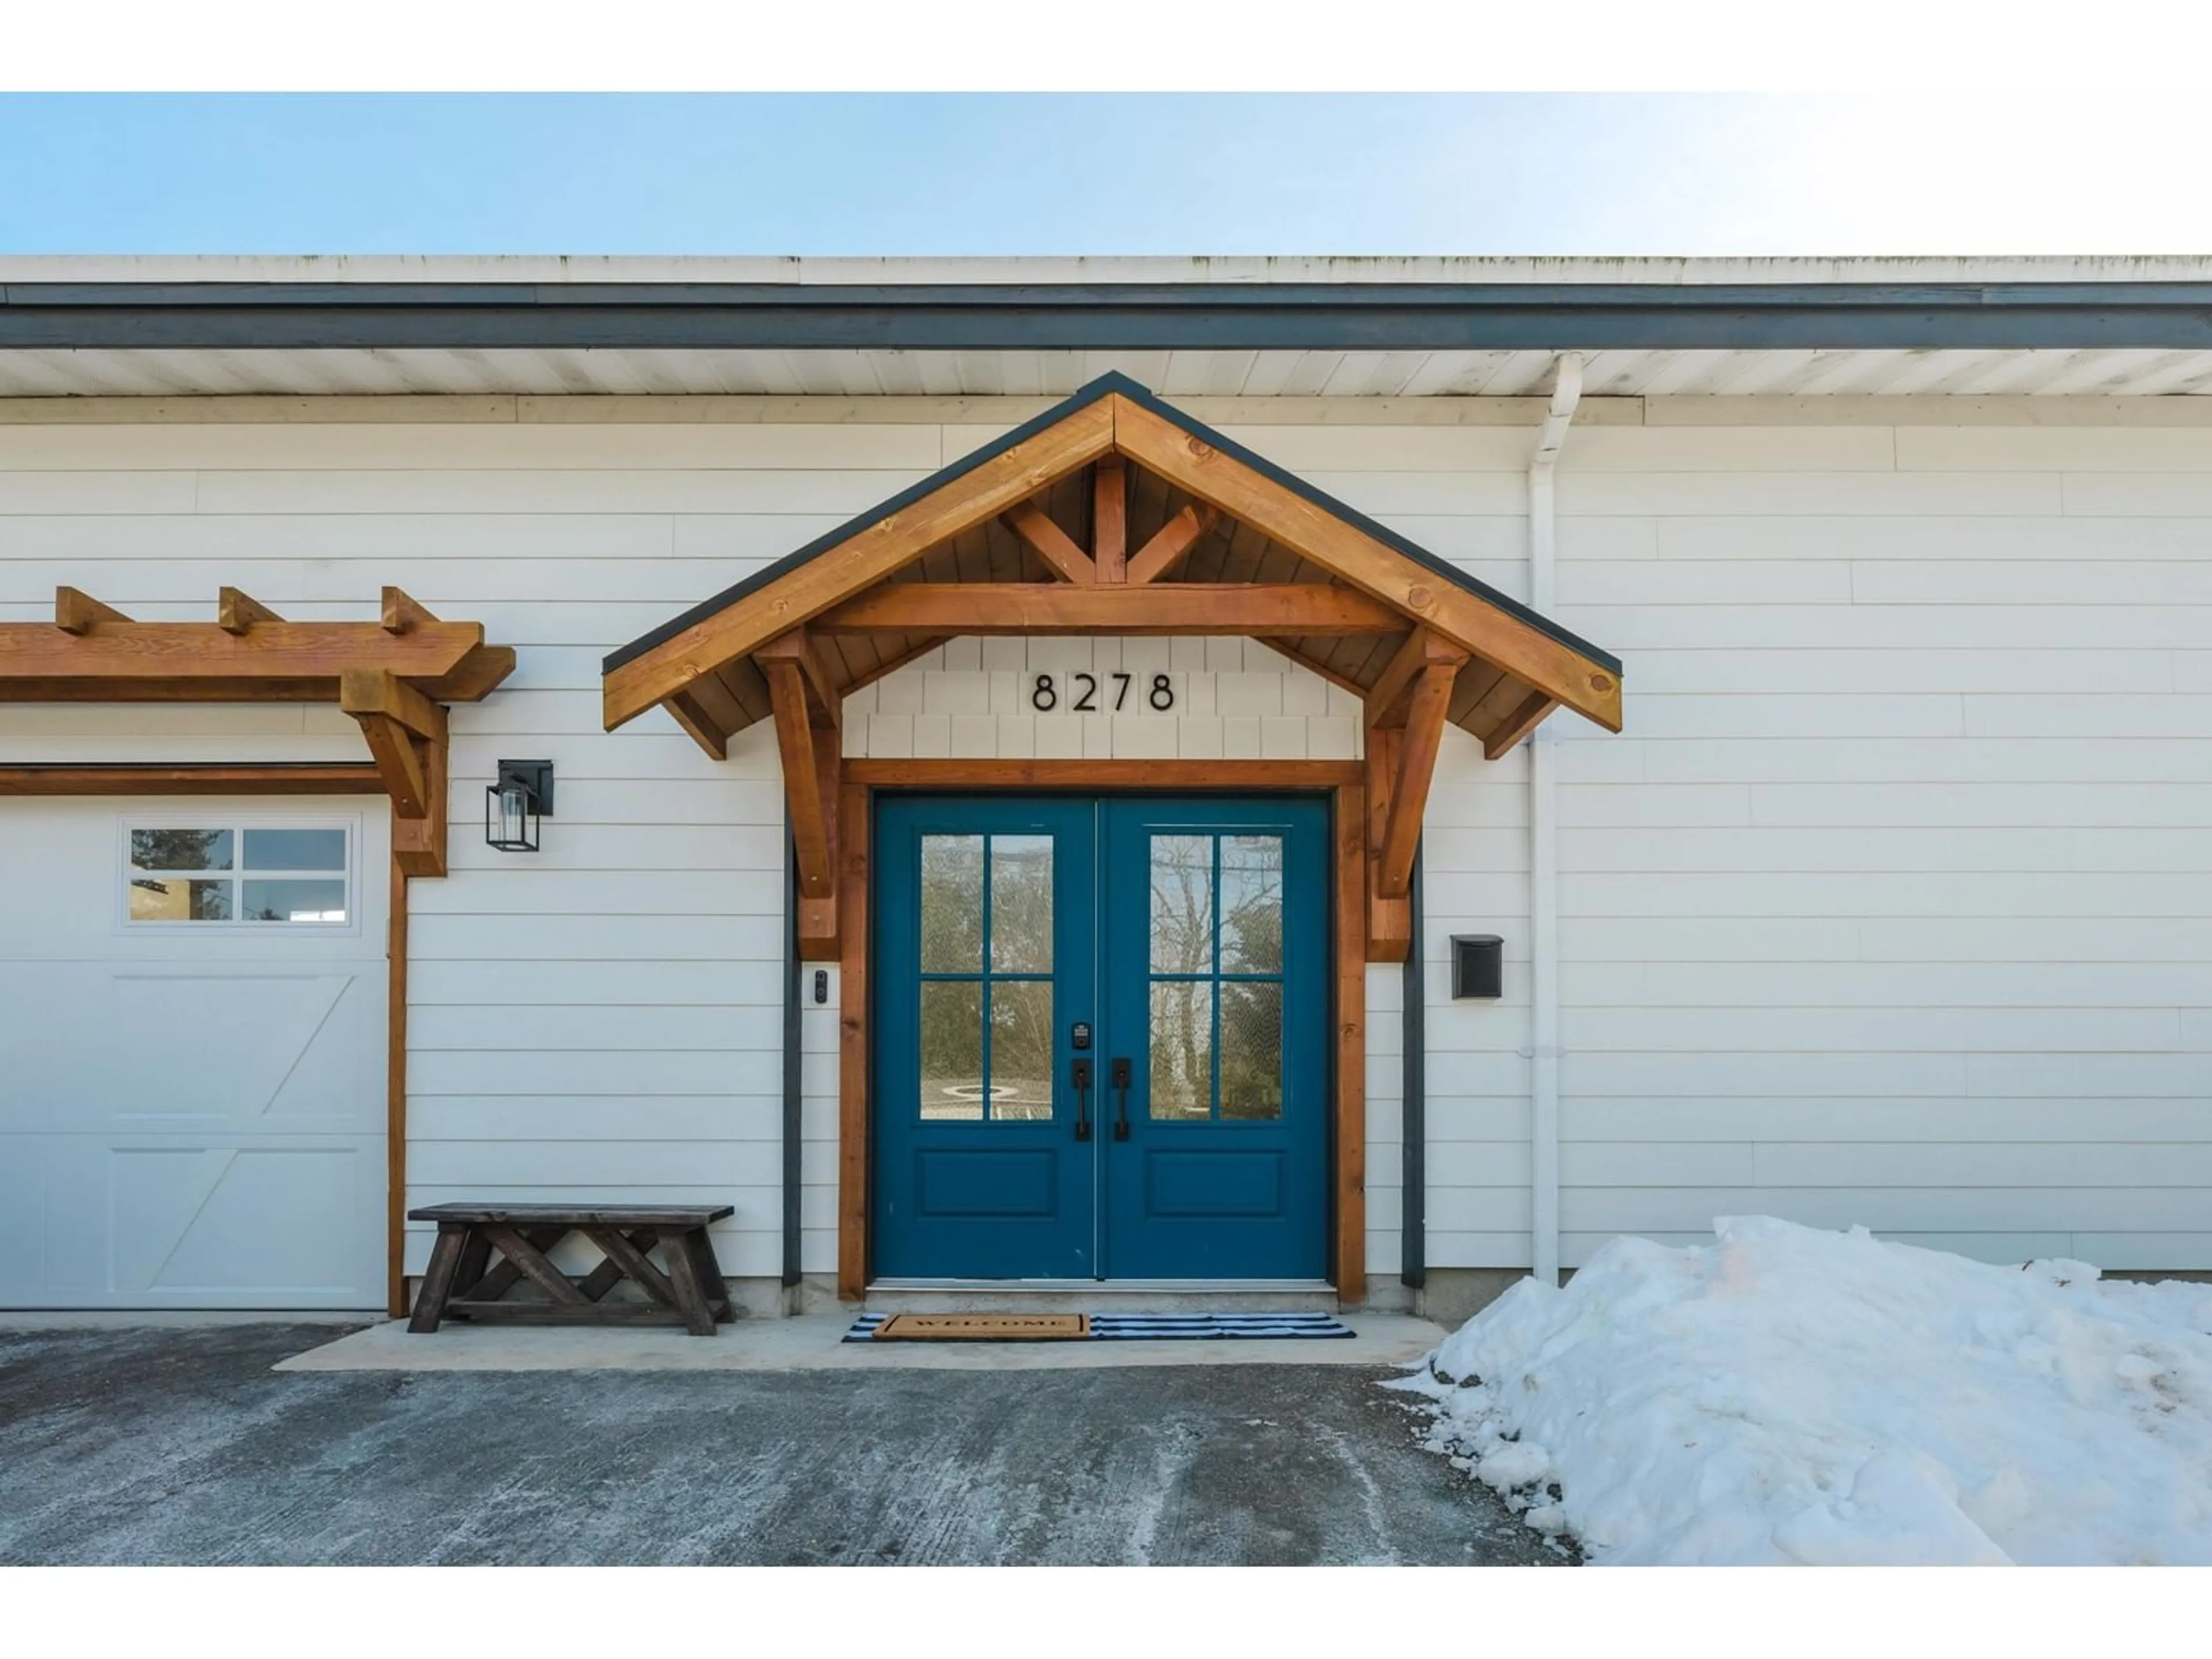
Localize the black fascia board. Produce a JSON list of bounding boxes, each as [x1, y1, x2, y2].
[[7, 281, 2212, 351], [602, 370, 1623, 680]]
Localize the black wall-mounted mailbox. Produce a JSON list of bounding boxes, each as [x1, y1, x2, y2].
[[1450, 934, 1504, 999]]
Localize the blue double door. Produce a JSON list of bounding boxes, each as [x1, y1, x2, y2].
[[873, 794, 1331, 1282]]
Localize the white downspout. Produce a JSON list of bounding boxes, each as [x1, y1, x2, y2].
[[1527, 353, 1582, 1288]]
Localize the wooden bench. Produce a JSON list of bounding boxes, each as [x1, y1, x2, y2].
[[406, 1204, 736, 1336]]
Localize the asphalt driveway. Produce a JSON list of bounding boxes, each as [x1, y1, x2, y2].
[[0, 1321, 1561, 1566]]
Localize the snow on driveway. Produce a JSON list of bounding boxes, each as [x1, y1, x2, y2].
[[1389, 1216, 2212, 1565]]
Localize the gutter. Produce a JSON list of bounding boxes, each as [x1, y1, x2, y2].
[[1527, 353, 1584, 1288], [8, 281, 2212, 351]]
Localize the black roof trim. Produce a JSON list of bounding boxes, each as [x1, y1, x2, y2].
[[7, 281, 2212, 351], [602, 371, 1621, 679]]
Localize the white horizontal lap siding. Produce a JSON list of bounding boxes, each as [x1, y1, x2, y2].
[[0, 419, 956, 1286], [19, 406, 2212, 1286], [1520, 421, 2212, 1272]]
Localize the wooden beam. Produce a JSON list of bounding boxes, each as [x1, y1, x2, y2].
[[1109, 393, 1623, 732], [339, 668, 449, 745], [846, 758, 1361, 789], [817, 583, 1404, 637], [837, 779, 871, 1301], [755, 629, 842, 727], [391, 732, 449, 877], [798, 726, 841, 961], [54, 586, 128, 635], [664, 688, 730, 760], [0, 619, 490, 697], [381, 586, 440, 635], [217, 587, 283, 635], [0, 762, 384, 797], [1000, 502, 1096, 585], [1334, 779, 1368, 1307], [353, 714, 431, 820], [1377, 660, 1455, 899], [604, 396, 1115, 731], [1363, 725, 1411, 963], [426, 645, 516, 704], [1126, 502, 1219, 586], [764, 656, 837, 906], [1093, 454, 1127, 582], [1483, 690, 1560, 760]]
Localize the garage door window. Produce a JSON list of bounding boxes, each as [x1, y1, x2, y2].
[[127, 825, 351, 925]]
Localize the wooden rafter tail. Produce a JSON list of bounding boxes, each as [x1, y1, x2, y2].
[[55, 586, 128, 635], [1001, 502, 1096, 584], [217, 587, 283, 635], [381, 586, 440, 636], [665, 690, 732, 760], [1126, 502, 1219, 586], [1483, 689, 1560, 759]]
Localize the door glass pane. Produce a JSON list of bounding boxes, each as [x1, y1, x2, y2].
[[241, 828, 347, 871], [989, 979, 1054, 1121], [240, 879, 349, 923], [1219, 982, 1284, 1121], [990, 835, 1054, 974], [919, 980, 984, 1120], [1219, 835, 1284, 975], [131, 828, 232, 871], [1149, 980, 1214, 1120], [1149, 834, 1214, 975], [920, 835, 984, 972], [128, 877, 232, 922]]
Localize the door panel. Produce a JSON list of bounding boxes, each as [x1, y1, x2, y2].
[[872, 797, 1097, 1279], [1099, 798, 1330, 1280]]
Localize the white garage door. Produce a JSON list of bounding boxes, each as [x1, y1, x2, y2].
[[0, 797, 388, 1309]]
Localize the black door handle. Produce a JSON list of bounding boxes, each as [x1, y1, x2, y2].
[[1111, 1058, 1132, 1141], [1071, 1058, 1093, 1142]]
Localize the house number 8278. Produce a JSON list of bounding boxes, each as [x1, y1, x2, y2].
[[1030, 672, 1175, 713]]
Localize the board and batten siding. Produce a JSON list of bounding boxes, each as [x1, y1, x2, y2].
[[4, 404, 2211, 1289]]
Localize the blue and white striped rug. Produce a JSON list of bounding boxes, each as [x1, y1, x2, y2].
[[843, 1310, 1354, 1343]]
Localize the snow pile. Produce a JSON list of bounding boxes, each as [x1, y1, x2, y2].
[[1391, 1217, 2212, 1565]]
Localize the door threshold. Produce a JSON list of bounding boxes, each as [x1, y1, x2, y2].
[[869, 1278, 1336, 1293], [863, 1278, 1341, 1315]]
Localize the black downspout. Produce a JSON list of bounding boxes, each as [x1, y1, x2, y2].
[[1401, 843, 1426, 1290], [781, 810, 804, 1290]]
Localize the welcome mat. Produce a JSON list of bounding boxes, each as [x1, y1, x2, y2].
[[844, 1310, 1355, 1343]]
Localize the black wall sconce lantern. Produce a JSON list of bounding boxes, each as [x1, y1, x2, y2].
[[1450, 934, 1504, 999], [486, 759, 554, 853]]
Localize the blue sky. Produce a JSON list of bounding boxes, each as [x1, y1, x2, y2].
[[1, 94, 2201, 256]]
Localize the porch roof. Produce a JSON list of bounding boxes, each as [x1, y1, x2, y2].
[[600, 372, 1622, 761]]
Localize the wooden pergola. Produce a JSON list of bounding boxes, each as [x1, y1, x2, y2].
[[0, 584, 516, 876], [603, 372, 1623, 963]]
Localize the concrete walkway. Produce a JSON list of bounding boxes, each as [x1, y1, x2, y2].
[[0, 1322, 1565, 1566], [274, 1309, 1449, 1372]]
